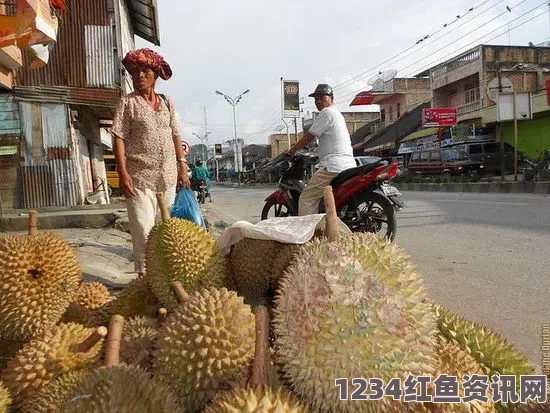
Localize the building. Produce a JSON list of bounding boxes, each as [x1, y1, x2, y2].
[[0, 0, 160, 209], [341, 111, 380, 135], [401, 44, 550, 159]]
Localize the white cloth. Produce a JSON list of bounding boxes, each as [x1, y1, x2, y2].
[[308, 105, 357, 173], [126, 187, 176, 274]]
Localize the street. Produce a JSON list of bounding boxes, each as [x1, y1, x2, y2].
[[202, 185, 550, 370]]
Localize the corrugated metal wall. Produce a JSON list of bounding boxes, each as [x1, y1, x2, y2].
[[18, 102, 33, 164], [85, 25, 118, 87], [16, 0, 112, 88], [0, 94, 21, 136], [41, 103, 69, 148], [116, 0, 135, 94]]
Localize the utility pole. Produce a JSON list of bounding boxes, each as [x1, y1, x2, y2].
[[498, 65, 505, 182]]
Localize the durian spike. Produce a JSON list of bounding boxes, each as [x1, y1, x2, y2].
[[28, 209, 38, 235], [249, 305, 270, 387], [158, 307, 168, 321], [70, 326, 107, 353], [131, 349, 150, 366], [156, 192, 170, 221], [323, 186, 340, 242], [104, 314, 124, 367], [170, 281, 189, 303]]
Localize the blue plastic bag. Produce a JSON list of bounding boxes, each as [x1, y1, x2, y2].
[[170, 188, 206, 228]]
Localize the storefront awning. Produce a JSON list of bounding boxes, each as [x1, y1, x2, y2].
[[400, 127, 440, 143]]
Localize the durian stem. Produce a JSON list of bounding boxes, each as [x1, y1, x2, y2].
[[171, 281, 189, 303], [28, 209, 38, 235], [104, 315, 125, 367], [323, 186, 340, 242], [70, 326, 107, 353], [156, 192, 170, 221], [131, 349, 150, 366], [158, 307, 168, 321], [249, 305, 270, 387]]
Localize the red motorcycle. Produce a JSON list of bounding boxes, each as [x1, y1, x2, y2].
[[261, 149, 403, 241]]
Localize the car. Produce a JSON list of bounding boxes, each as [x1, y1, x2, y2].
[[355, 156, 383, 166], [445, 140, 520, 174], [406, 147, 484, 179]]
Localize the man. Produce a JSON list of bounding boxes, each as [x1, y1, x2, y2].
[[191, 158, 210, 190], [287, 83, 356, 215]]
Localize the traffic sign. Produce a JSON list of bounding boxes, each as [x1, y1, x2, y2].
[[181, 140, 190, 155]]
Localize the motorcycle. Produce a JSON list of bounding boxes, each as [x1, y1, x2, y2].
[[195, 179, 212, 204], [261, 149, 404, 241]]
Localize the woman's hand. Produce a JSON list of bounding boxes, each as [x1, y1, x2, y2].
[[177, 170, 191, 191], [119, 170, 137, 198]]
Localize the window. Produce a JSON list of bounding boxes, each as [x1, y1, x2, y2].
[[464, 88, 480, 104], [411, 152, 421, 161], [380, 108, 386, 122], [389, 106, 393, 122], [419, 151, 430, 161], [0, 0, 16, 16], [484, 143, 501, 153], [441, 148, 468, 161], [397, 103, 401, 118], [430, 151, 441, 161], [468, 144, 483, 154]]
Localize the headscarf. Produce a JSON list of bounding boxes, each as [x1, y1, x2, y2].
[[121, 48, 172, 80]]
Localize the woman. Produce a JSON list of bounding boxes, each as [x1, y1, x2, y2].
[[110, 48, 190, 276]]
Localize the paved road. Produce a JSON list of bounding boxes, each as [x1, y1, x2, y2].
[[203, 185, 550, 370]]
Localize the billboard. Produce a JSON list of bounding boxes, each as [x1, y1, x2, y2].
[[282, 79, 300, 118], [421, 108, 457, 128], [497, 92, 532, 122]]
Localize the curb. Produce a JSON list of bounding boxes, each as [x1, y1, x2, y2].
[[397, 181, 550, 194], [1, 210, 124, 231]]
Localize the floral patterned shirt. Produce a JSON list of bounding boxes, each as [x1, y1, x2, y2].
[[110, 91, 180, 192]]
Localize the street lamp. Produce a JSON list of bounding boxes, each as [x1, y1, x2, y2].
[[215, 89, 250, 184], [192, 131, 211, 162]]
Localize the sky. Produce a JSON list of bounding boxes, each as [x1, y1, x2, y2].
[[135, 0, 550, 147]]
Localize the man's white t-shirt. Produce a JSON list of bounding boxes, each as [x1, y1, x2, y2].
[[308, 105, 357, 173]]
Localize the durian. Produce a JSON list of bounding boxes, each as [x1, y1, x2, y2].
[[120, 315, 159, 369], [273, 233, 438, 412], [0, 381, 11, 413], [270, 243, 302, 291], [229, 238, 281, 304], [0, 232, 81, 341], [434, 304, 534, 378], [62, 282, 112, 326], [1, 323, 105, 402], [0, 337, 24, 370], [203, 385, 310, 412], [145, 217, 230, 310], [18, 369, 89, 413], [152, 286, 256, 413], [99, 275, 158, 323], [61, 364, 182, 413]]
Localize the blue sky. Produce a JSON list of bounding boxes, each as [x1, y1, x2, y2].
[[136, 0, 550, 147]]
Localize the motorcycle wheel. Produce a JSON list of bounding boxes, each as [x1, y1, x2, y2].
[[199, 190, 205, 204], [261, 198, 291, 220], [346, 191, 397, 241]]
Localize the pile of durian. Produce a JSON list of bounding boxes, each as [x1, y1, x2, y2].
[[0, 191, 542, 413]]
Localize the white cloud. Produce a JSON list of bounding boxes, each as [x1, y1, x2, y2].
[[136, 0, 548, 145]]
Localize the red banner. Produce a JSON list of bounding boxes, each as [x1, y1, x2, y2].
[[546, 79, 550, 106], [421, 108, 457, 128]]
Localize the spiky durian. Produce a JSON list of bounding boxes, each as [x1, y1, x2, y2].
[[270, 243, 302, 291], [1, 322, 104, 402], [273, 233, 438, 413], [0, 232, 81, 341], [120, 316, 158, 369], [434, 304, 534, 378], [61, 364, 182, 413], [19, 370, 89, 413], [0, 337, 24, 370], [152, 287, 255, 413], [229, 238, 281, 304], [0, 381, 11, 413], [203, 385, 310, 412], [145, 218, 230, 310], [62, 282, 112, 326], [98, 275, 158, 324]]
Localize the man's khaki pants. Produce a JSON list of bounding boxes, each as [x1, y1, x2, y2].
[[126, 187, 176, 274], [298, 169, 338, 216]]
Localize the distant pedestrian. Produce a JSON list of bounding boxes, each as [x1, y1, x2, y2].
[[110, 48, 190, 276]]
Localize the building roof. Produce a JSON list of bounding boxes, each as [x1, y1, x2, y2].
[[127, 0, 161, 46]]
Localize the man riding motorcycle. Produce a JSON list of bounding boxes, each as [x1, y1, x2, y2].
[[286, 83, 356, 216], [191, 158, 210, 190]]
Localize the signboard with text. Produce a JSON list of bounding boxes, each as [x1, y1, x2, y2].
[[282, 79, 300, 118], [421, 108, 457, 128]]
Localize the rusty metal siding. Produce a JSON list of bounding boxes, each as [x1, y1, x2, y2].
[[41, 103, 69, 149], [16, 0, 113, 88], [85, 25, 118, 87], [116, 0, 135, 93], [0, 94, 21, 136], [49, 158, 79, 206], [13, 85, 121, 109], [18, 101, 33, 164]]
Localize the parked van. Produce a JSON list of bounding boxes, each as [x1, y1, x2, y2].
[[104, 154, 119, 193], [406, 147, 484, 178], [446, 141, 519, 174]]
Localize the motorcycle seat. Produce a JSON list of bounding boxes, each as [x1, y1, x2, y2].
[[330, 160, 385, 187]]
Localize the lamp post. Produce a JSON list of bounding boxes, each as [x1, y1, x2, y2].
[[192, 132, 210, 163], [215, 89, 250, 185]]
